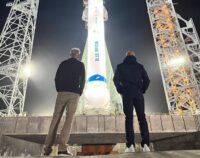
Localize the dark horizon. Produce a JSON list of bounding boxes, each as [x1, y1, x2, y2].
[[0, 0, 200, 115]]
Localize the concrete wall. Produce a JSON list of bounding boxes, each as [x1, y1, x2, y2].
[[0, 115, 199, 135], [0, 136, 43, 156], [153, 132, 200, 151], [0, 115, 200, 156]]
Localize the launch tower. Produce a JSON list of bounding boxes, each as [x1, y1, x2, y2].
[[0, 0, 39, 116], [146, 0, 200, 115]]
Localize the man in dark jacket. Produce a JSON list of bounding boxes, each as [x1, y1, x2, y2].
[[113, 51, 150, 152], [44, 48, 85, 156]]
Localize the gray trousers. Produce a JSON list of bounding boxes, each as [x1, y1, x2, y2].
[[45, 92, 80, 151]]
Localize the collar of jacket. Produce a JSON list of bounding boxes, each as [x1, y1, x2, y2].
[[69, 57, 79, 61], [123, 56, 137, 64]]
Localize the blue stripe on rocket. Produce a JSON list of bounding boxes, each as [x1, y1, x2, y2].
[[88, 74, 107, 83]]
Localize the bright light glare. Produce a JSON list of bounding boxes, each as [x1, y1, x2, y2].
[[20, 63, 34, 79], [168, 56, 186, 67], [84, 83, 110, 109]]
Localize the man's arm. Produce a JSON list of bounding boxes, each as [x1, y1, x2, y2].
[[142, 66, 150, 93], [55, 63, 62, 91], [79, 63, 86, 95], [113, 65, 123, 94]]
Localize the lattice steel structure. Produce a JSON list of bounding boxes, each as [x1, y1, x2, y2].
[[177, 14, 200, 89], [146, 0, 200, 115], [0, 0, 39, 117]]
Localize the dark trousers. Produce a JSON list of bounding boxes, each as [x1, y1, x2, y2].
[[122, 95, 149, 147]]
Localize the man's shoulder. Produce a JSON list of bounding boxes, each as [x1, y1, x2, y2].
[[117, 63, 124, 68], [137, 63, 144, 68], [118, 61, 144, 70], [60, 60, 68, 64], [61, 58, 83, 65], [76, 60, 84, 67]]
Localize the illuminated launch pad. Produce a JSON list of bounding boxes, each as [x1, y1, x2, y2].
[[1, 0, 200, 156]]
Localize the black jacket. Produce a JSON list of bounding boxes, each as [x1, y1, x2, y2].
[[55, 58, 85, 95], [113, 56, 150, 97]]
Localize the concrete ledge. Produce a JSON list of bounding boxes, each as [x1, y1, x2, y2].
[[1, 115, 200, 156], [161, 115, 174, 132], [0, 115, 199, 145], [5, 132, 196, 145], [150, 115, 162, 132], [183, 116, 196, 132], [0, 115, 199, 135], [0, 117, 17, 134], [172, 116, 185, 132]]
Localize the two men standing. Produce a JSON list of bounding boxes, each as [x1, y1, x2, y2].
[[44, 49, 150, 156]]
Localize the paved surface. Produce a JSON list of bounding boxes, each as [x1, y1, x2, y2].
[[6, 132, 195, 145], [1, 150, 200, 158]]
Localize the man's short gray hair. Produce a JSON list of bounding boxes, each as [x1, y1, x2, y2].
[[126, 51, 136, 57], [70, 48, 80, 57]]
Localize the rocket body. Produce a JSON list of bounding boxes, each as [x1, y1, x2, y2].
[[84, 0, 110, 111]]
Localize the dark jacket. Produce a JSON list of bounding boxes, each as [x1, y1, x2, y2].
[[55, 58, 85, 95], [113, 56, 150, 97]]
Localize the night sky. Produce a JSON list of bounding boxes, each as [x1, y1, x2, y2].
[[0, 0, 200, 115]]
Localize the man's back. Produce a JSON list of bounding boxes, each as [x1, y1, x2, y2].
[[113, 53, 151, 152], [55, 58, 85, 95], [114, 55, 150, 97], [44, 48, 86, 156]]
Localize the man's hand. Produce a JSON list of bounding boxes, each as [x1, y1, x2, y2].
[[117, 85, 123, 94]]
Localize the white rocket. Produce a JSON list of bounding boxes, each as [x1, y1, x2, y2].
[[82, 0, 110, 112]]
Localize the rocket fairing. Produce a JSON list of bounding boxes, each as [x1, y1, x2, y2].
[[82, 0, 110, 111]]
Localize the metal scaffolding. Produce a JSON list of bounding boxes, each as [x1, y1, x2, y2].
[[177, 14, 200, 89], [0, 0, 39, 117], [146, 0, 200, 115]]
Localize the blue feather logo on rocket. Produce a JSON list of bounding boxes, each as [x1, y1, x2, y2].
[[88, 74, 107, 83]]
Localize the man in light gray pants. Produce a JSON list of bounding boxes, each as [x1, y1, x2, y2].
[[44, 48, 85, 156]]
